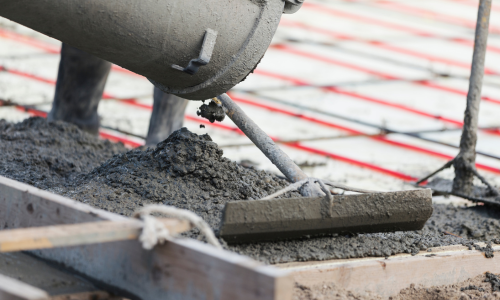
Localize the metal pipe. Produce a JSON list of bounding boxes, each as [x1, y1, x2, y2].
[[453, 0, 491, 195], [217, 93, 323, 197], [0, 0, 285, 100]]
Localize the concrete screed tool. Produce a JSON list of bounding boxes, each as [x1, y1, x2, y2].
[[0, 0, 432, 244]]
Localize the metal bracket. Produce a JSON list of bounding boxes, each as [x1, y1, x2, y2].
[[172, 28, 218, 75], [283, 0, 304, 14]]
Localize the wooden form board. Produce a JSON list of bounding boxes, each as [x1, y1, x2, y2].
[[278, 243, 500, 298], [0, 273, 49, 300], [0, 219, 191, 252], [0, 176, 293, 300], [4, 174, 500, 299], [50, 291, 121, 300]]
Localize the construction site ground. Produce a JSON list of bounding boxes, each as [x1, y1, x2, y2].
[[2, 0, 500, 299], [4, 115, 500, 299]]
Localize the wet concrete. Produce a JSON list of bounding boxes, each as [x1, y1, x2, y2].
[[0, 117, 127, 190], [1, 118, 500, 264], [197, 100, 225, 123], [220, 190, 433, 244], [50, 125, 300, 233], [426, 177, 500, 206], [234, 204, 500, 264]]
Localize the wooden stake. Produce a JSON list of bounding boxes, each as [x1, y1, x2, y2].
[[0, 219, 191, 252]]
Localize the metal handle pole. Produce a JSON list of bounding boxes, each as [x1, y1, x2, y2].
[[218, 93, 323, 197], [453, 0, 491, 195]]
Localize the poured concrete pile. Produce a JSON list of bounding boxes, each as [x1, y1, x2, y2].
[[55, 126, 300, 226], [0, 117, 126, 189], [1, 117, 500, 265]]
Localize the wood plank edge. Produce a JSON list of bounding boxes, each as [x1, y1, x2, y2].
[[0, 175, 126, 222], [0, 219, 192, 252], [276, 243, 499, 271], [50, 291, 119, 300], [0, 273, 49, 300], [171, 238, 294, 299], [279, 243, 500, 298]]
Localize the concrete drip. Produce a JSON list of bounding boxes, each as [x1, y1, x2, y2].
[[196, 101, 225, 123]]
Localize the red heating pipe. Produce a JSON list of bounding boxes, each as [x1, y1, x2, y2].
[[279, 20, 499, 75], [9, 104, 143, 147], [270, 44, 500, 105], [300, 2, 500, 54], [8, 97, 419, 181], [4, 24, 500, 108], [372, 0, 500, 35], [3, 64, 500, 175]]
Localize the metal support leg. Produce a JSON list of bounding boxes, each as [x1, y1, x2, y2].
[[145, 88, 189, 146], [48, 43, 111, 135], [453, 0, 491, 195]]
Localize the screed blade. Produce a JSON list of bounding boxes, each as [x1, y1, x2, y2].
[[219, 189, 432, 244]]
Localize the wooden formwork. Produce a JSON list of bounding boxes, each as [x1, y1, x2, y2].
[[0, 273, 49, 300], [0, 175, 499, 299], [0, 176, 292, 300], [279, 244, 500, 298]]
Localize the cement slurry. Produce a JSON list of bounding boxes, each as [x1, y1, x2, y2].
[[1, 118, 500, 264]]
